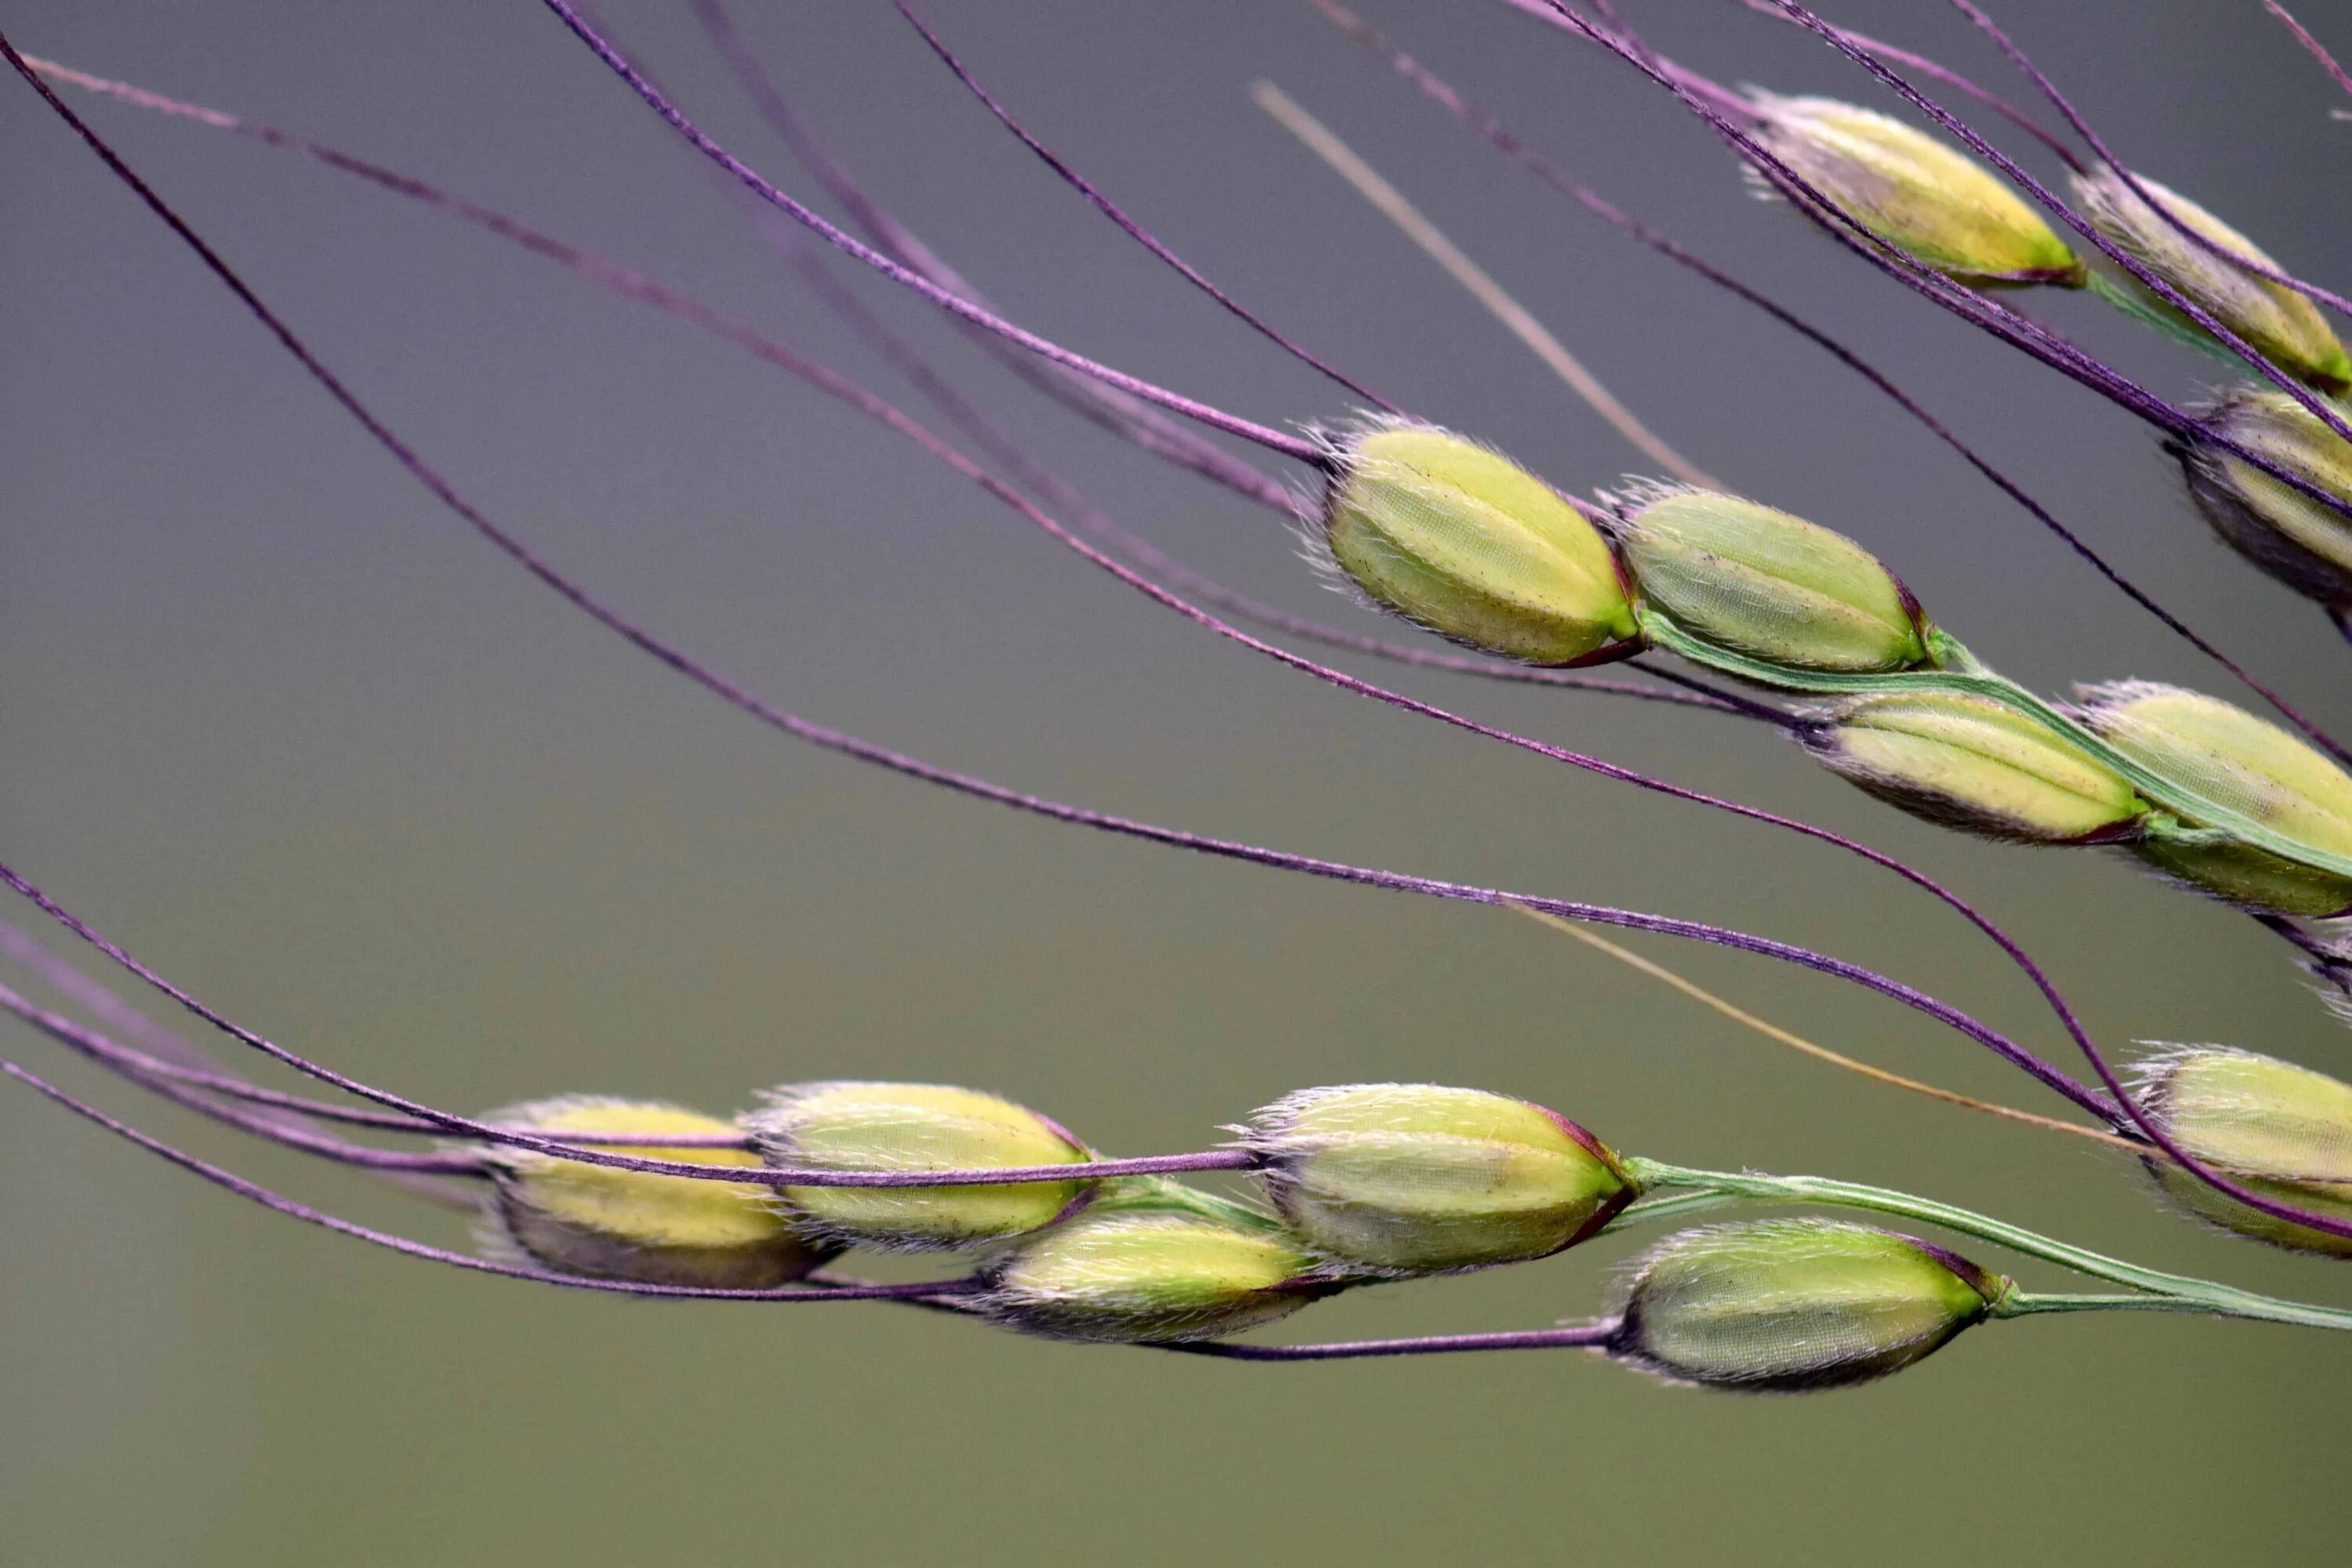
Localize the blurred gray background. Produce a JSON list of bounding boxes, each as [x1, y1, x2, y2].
[[5, 2, 2349, 1563]]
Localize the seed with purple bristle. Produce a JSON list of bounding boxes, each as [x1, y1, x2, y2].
[[975, 1182, 1337, 1344], [2137, 1047, 2352, 1258], [2172, 385, 2352, 611], [2074, 169, 2351, 394], [1239, 1083, 1633, 1276], [751, 1081, 1095, 1251], [1746, 92, 2085, 289], [480, 1097, 826, 1290]]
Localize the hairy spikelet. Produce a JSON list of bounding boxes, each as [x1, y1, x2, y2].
[[1607, 1219, 2003, 1392]]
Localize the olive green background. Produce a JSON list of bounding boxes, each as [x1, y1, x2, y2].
[[5, 2, 2349, 1563]]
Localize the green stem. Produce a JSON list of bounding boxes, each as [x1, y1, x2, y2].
[[2080, 268, 2251, 370], [1098, 1174, 1283, 1232], [1627, 1158, 2352, 1331], [1595, 1188, 1740, 1233], [2002, 1291, 2238, 1317], [1640, 617, 2352, 880]]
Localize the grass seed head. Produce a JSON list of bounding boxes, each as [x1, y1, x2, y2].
[[2080, 683, 2352, 916], [1239, 1083, 1632, 1275], [2138, 1047, 2352, 1258], [480, 1097, 824, 1289], [751, 1081, 1094, 1250], [975, 1183, 1333, 1343], [2175, 386, 2352, 610], [1608, 1219, 2005, 1392], [1748, 93, 2084, 288], [1614, 487, 1931, 673], [1317, 422, 1639, 666], [1807, 691, 2150, 844], [2074, 169, 2352, 394]]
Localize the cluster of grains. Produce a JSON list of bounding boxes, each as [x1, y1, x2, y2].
[[1827, 680, 2352, 917], [1748, 91, 2350, 398], [479, 1080, 1637, 1345], [1748, 92, 2352, 617], [1313, 423, 2352, 918], [466, 1066, 2352, 1387], [27, 10, 2352, 1413]]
